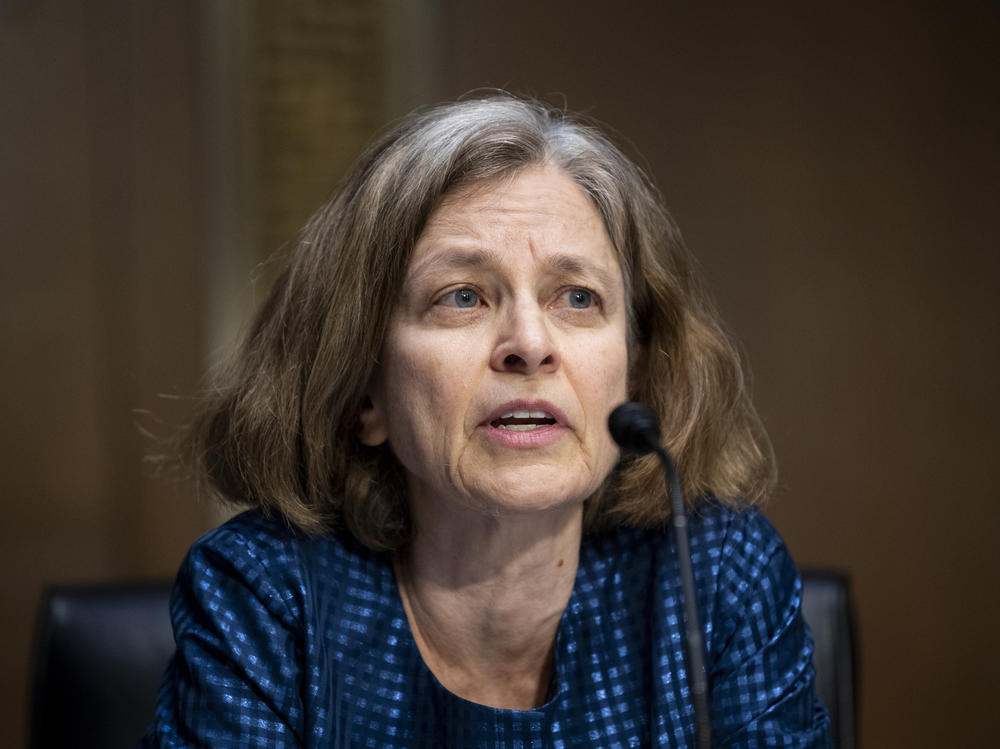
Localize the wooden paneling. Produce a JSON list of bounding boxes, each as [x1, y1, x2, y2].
[[1, 2, 396, 743], [252, 0, 386, 266], [0, 1, 211, 744]]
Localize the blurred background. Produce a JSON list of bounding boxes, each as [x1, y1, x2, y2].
[[2, 0, 997, 745]]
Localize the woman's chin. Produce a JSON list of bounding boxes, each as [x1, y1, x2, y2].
[[464, 478, 593, 519]]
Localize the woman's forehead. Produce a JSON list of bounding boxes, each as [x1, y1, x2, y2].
[[414, 166, 613, 261]]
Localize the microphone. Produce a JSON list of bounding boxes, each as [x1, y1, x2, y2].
[[607, 401, 662, 454], [608, 403, 712, 749]]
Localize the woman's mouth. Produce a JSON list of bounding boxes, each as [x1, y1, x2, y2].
[[490, 410, 557, 431], [482, 402, 567, 448]]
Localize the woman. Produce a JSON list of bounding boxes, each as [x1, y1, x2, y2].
[[144, 94, 830, 747]]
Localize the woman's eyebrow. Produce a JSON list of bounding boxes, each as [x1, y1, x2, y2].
[[407, 248, 619, 290], [406, 248, 502, 281], [543, 252, 619, 290]]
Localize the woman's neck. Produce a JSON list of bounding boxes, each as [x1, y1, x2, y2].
[[394, 499, 583, 710]]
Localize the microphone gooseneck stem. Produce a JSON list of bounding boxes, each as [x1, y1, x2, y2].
[[656, 446, 712, 749]]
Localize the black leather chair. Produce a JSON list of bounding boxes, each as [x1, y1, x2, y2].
[[30, 571, 857, 748], [801, 569, 858, 749], [29, 581, 175, 749]]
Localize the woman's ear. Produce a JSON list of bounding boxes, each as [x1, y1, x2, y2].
[[356, 394, 388, 447]]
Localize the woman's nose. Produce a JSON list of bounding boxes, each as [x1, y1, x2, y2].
[[490, 301, 560, 374]]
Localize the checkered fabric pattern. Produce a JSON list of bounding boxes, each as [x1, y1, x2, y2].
[[142, 502, 830, 747]]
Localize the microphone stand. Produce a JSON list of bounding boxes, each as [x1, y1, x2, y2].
[[655, 447, 712, 749], [607, 402, 712, 747]]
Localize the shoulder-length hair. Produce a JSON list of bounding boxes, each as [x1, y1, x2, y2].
[[194, 93, 775, 550]]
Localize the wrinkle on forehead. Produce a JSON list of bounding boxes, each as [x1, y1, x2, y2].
[[421, 166, 607, 244]]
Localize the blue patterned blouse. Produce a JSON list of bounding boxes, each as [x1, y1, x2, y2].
[[143, 502, 829, 747]]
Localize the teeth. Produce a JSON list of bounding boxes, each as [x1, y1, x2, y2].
[[490, 407, 557, 431], [499, 410, 553, 419]]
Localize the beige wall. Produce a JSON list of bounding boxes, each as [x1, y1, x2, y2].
[[2, 1, 997, 746]]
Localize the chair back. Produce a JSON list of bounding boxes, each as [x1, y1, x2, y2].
[[30, 581, 174, 749], [801, 569, 858, 749]]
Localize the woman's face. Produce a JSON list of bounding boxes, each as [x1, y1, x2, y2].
[[359, 166, 628, 519]]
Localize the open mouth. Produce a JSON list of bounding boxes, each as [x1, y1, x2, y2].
[[490, 410, 557, 431]]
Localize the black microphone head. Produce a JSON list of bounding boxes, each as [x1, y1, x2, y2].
[[608, 402, 662, 454]]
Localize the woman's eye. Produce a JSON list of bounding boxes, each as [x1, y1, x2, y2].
[[439, 287, 480, 308], [564, 288, 594, 309]]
